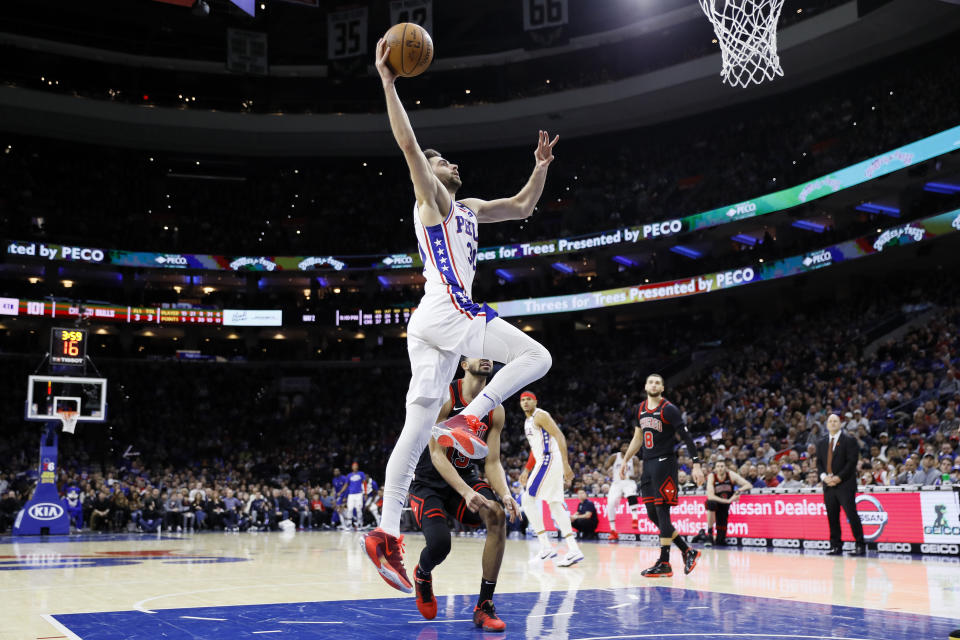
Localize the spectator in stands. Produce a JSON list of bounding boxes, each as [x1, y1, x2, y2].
[[939, 408, 959, 438], [0, 490, 21, 533], [570, 489, 599, 540], [894, 458, 918, 485], [935, 458, 955, 486], [89, 490, 112, 532], [804, 471, 821, 488], [779, 464, 803, 489], [910, 453, 941, 485]]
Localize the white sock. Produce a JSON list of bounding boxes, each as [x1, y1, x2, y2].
[[609, 520, 617, 532], [460, 318, 551, 418], [380, 397, 442, 537], [564, 534, 580, 554], [537, 532, 552, 549]]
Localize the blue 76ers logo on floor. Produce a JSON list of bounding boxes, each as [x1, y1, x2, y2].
[[0, 549, 248, 570]]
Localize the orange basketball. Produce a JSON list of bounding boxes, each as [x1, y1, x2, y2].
[[384, 22, 434, 78]]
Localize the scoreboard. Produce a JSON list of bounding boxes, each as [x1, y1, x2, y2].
[[333, 307, 415, 327], [50, 327, 87, 366]]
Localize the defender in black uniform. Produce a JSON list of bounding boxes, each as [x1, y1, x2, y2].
[[703, 461, 752, 545], [622, 373, 705, 577], [408, 358, 521, 633]]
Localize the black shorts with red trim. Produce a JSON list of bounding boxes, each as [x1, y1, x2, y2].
[[409, 476, 500, 528], [640, 455, 679, 507]]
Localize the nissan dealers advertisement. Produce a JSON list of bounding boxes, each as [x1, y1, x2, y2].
[[534, 490, 959, 554]]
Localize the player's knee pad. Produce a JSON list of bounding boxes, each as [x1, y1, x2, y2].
[[655, 505, 674, 538], [421, 515, 452, 563], [527, 342, 552, 375], [644, 502, 659, 526]]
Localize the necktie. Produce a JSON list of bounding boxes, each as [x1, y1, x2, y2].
[[827, 436, 836, 474]]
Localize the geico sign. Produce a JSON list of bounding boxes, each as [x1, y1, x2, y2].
[[28, 503, 64, 520], [642, 220, 682, 238], [803, 540, 833, 550], [920, 544, 960, 555], [741, 537, 768, 547], [876, 542, 913, 553], [771, 538, 800, 548]]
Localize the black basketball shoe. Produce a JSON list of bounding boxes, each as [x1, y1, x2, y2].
[[640, 561, 673, 578]]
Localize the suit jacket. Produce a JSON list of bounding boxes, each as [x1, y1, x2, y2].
[[816, 432, 859, 489]]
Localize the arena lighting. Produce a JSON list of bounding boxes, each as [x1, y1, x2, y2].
[[552, 262, 575, 274], [855, 202, 901, 217], [316, 276, 328, 287], [611, 255, 637, 267], [191, 0, 210, 16], [229, 0, 256, 16], [495, 269, 514, 282], [923, 181, 960, 194], [377, 276, 390, 286], [731, 233, 759, 246], [669, 245, 702, 259], [792, 220, 826, 233]]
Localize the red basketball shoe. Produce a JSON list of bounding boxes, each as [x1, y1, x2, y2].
[[361, 528, 412, 593], [432, 414, 489, 459], [414, 565, 437, 620], [608, 530, 619, 541], [473, 599, 506, 632]]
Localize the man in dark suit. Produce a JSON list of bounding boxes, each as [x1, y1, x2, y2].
[[816, 413, 866, 556]]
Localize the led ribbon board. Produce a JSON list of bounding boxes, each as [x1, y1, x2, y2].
[[5, 125, 959, 273]]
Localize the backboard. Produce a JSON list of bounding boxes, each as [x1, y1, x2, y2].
[[25, 375, 107, 423]]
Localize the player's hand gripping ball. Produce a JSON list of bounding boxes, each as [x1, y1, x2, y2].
[[383, 22, 434, 78]]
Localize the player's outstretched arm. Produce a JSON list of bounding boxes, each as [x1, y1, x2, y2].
[[462, 130, 558, 223], [729, 469, 753, 493], [484, 407, 521, 521], [534, 410, 574, 485], [375, 38, 446, 226]]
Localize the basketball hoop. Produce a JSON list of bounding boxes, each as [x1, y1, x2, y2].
[[699, 0, 785, 88], [57, 409, 79, 434]]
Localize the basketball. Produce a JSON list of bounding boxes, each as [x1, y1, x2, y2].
[[384, 22, 434, 78]]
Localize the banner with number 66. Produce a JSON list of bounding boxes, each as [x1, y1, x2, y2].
[[523, 0, 568, 31]]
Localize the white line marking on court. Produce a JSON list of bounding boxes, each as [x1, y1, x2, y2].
[[528, 611, 575, 618], [607, 603, 634, 609], [687, 606, 710, 609], [132, 581, 326, 613], [408, 619, 473, 624], [572, 635, 875, 640], [180, 616, 228, 621], [252, 631, 283, 634], [277, 621, 344, 624], [40, 615, 83, 640]]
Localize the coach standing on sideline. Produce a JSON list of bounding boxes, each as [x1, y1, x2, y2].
[[816, 413, 866, 556]]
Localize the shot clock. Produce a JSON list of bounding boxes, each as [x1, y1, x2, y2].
[[50, 327, 87, 366]]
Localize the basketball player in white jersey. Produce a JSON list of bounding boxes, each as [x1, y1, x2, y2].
[[603, 444, 641, 540], [517, 392, 583, 567], [364, 38, 558, 593]]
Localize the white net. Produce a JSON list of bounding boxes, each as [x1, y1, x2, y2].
[[699, 0, 786, 88], [57, 410, 79, 434]]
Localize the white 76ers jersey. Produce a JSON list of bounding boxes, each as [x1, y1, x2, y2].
[[524, 409, 560, 464], [414, 200, 480, 301], [612, 452, 635, 480]]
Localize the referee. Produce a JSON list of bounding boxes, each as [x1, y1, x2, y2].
[[621, 373, 705, 577]]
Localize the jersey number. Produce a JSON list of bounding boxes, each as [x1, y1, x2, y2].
[[465, 242, 477, 269], [643, 431, 654, 449], [449, 448, 470, 469]]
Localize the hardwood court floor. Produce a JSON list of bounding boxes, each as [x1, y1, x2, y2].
[[2, 530, 956, 639]]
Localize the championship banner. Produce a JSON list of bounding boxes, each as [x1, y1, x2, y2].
[[543, 491, 951, 551]]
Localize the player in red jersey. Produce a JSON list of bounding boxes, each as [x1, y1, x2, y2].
[[408, 358, 521, 632], [621, 373, 705, 577]]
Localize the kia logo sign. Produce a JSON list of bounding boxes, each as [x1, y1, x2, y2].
[[855, 495, 889, 541], [28, 503, 64, 520]]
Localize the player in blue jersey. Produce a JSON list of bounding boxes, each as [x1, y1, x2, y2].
[[364, 37, 559, 593], [345, 462, 368, 530]]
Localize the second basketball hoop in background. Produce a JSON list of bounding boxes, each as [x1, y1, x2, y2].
[[699, 0, 785, 88], [384, 22, 434, 78]]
